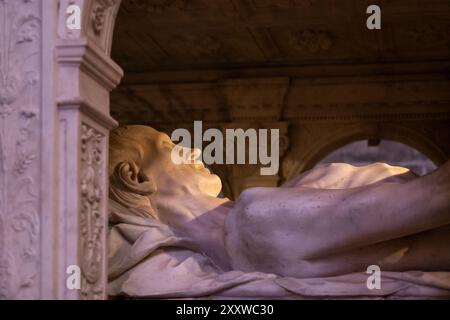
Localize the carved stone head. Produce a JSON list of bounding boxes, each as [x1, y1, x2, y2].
[[109, 125, 222, 210]]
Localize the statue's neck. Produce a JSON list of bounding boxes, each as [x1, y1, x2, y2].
[[149, 192, 234, 270]]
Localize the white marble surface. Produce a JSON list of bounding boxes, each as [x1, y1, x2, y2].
[[108, 125, 450, 299]]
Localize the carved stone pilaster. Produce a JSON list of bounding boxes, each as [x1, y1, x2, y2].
[[79, 123, 107, 299], [0, 0, 41, 299], [0, 0, 123, 300], [55, 0, 123, 300]]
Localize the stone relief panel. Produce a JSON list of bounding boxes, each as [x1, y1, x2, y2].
[[288, 29, 334, 53], [89, 0, 118, 42], [169, 35, 223, 59], [408, 23, 450, 46], [58, 0, 122, 55], [79, 123, 107, 299], [219, 77, 289, 121], [0, 0, 41, 299]]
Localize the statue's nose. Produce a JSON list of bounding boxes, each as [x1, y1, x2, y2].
[[171, 145, 203, 165], [189, 148, 203, 165]]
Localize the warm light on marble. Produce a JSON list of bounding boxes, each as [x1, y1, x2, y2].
[[108, 125, 450, 299]]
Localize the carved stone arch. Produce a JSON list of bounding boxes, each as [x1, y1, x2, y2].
[[283, 123, 447, 181]]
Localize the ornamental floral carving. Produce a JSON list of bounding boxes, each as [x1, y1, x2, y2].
[[0, 0, 41, 299], [79, 123, 105, 299], [91, 0, 117, 35]]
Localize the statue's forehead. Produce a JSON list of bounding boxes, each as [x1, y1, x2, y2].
[[115, 126, 172, 151], [140, 127, 161, 139], [122, 125, 161, 140], [139, 128, 175, 155]]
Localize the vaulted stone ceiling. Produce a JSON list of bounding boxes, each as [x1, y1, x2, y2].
[[110, 0, 450, 130]]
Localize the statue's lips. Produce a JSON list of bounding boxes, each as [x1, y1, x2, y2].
[[192, 162, 211, 174], [199, 167, 211, 174]]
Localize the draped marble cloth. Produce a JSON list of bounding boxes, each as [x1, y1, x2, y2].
[[108, 197, 450, 299], [108, 163, 450, 299]]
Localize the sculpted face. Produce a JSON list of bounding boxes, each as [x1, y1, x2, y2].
[[110, 125, 222, 199]]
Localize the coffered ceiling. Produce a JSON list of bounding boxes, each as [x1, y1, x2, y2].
[[112, 0, 450, 73]]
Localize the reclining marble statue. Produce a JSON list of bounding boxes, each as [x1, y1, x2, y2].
[[108, 125, 450, 299]]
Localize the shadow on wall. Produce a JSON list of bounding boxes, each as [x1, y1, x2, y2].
[[317, 140, 437, 176]]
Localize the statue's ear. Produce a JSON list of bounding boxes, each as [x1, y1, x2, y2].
[[112, 161, 156, 195]]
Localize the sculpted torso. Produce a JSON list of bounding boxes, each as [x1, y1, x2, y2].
[[108, 125, 450, 290]]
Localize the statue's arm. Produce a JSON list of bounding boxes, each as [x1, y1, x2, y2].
[[229, 162, 450, 265]]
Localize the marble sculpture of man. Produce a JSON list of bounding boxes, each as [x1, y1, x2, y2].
[[108, 125, 450, 299]]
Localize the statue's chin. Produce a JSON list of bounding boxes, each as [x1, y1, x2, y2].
[[199, 174, 223, 197]]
